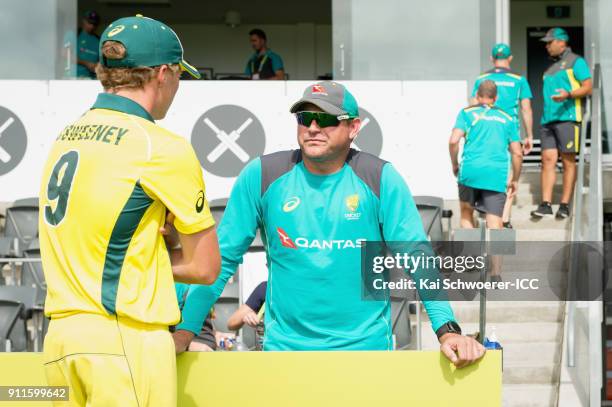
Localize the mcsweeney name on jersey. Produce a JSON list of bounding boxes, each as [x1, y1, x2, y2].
[[56, 124, 129, 146]]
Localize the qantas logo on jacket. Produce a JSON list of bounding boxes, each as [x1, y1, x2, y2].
[[276, 227, 297, 249], [276, 227, 365, 250]]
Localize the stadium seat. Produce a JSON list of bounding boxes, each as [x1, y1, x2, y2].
[[22, 239, 45, 307], [208, 198, 228, 225], [212, 298, 239, 333], [209, 197, 265, 250], [3, 199, 39, 257], [0, 286, 39, 351], [211, 270, 240, 335], [0, 236, 11, 258], [414, 196, 452, 242], [0, 300, 24, 352], [241, 325, 257, 350], [391, 296, 412, 350]]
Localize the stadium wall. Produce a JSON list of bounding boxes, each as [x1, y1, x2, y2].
[[0, 80, 466, 203]]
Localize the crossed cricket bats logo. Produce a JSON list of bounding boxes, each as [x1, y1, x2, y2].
[[204, 117, 253, 163], [0, 117, 15, 164]]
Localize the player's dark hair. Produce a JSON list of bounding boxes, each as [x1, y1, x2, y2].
[[477, 80, 497, 99], [96, 41, 180, 90], [249, 28, 267, 41]]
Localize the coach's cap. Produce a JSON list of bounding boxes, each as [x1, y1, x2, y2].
[[84, 10, 100, 25], [99, 15, 201, 78], [540, 27, 569, 42], [289, 81, 359, 118], [491, 43, 512, 59]]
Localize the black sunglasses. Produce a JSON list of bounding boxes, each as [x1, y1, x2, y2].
[[295, 111, 350, 128]]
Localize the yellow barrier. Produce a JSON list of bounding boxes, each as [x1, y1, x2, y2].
[[0, 351, 501, 406]]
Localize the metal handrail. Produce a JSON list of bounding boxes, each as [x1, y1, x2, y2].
[[565, 63, 603, 407], [566, 78, 593, 367]]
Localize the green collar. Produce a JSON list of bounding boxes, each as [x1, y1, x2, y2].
[[91, 93, 154, 122]]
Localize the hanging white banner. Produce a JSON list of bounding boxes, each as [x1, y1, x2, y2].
[[0, 80, 466, 202]]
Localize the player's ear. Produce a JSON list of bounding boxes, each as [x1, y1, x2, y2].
[[348, 118, 361, 141], [156, 65, 169, 86]]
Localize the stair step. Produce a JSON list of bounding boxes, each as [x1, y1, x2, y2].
[[503, 362, 560, 384], [460, 322, 563, 342], [502, 341, 561, 364], [503, 384, 557, 407], [445, 301, 565, 323], [514, 228, 569, 241], [504, 212, 571, 231]]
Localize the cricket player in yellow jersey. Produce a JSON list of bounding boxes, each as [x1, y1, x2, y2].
[[38, 15, 221, 407]]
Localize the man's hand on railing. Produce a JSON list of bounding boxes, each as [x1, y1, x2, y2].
[[439, 334, 486, 368]]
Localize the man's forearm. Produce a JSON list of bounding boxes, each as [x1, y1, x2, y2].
[[170, 248, 217, 285], [511, 153, 523, 182], [176, 257, 237, 334], [449, 143, 459, 168], [570, 84, 593, 99], [521, 108, 533, 139]]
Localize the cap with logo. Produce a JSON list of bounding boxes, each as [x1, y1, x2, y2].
[[491, 43, 511, 60], [540, 27, 569, 42], [289, 81, 359, 119], [99, 15, 200, 79]]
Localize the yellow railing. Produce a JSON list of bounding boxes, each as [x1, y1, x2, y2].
[[0, 350, 501, 406]]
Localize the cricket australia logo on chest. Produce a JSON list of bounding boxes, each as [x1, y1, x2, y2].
[[344, 194, 362, 221]]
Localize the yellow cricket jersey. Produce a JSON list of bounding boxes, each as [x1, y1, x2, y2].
[[39, 93, 215, 325]]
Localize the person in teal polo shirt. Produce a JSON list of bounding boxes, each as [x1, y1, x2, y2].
[[450, 80, 523, 231], [531, 28, 592, 219], [171, 81, 484, 368], [245, 28, 285, 80], [77, 11, 101, 79], [471, 43, 534, 228]]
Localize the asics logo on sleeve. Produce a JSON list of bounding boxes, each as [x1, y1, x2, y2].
[[195, 190, 205, 213]]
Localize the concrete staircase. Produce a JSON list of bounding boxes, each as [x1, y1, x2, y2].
[[426, 169, 570, 406]]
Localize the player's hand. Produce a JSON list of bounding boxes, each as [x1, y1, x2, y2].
[[452, 164, 459, 177], [160, 211, 179, 248], [506, 180, 518, 198], [242, 310, 260, 327], [172, 330, 195, 354], [439, 333, 485, 368], [552, 88, 570, 102], [522, 137, 534, 155]]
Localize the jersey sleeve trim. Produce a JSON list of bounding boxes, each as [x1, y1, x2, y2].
[[175, 214, 215, 235]]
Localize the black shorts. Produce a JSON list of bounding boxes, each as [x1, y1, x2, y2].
[[540, 121, 581, 153], [458, 184, 506, 217]]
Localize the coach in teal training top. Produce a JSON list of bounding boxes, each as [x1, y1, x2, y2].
[[174, 82, 484, 366]]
